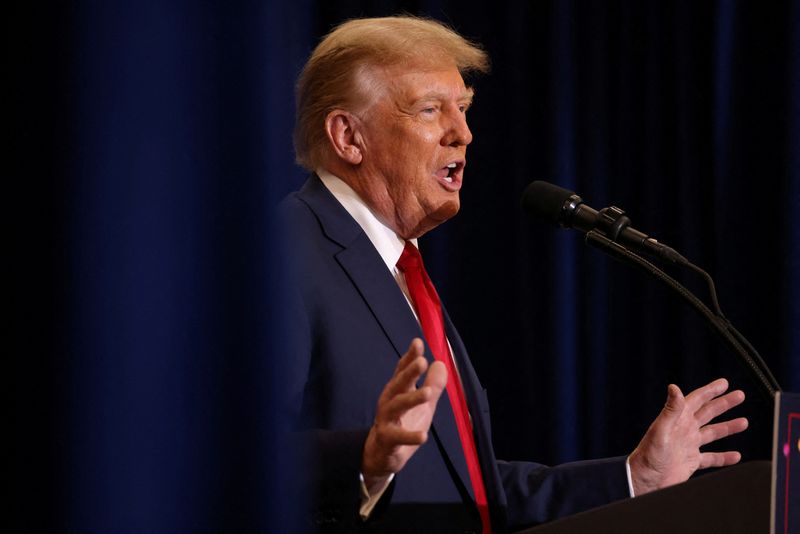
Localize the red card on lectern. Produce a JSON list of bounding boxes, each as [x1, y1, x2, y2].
[[771, 392, 800, 534]]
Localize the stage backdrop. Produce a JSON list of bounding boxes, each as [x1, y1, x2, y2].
[[14, 0, 800, 531]]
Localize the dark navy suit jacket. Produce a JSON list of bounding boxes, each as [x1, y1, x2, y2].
[[281, 175, 630, 533]]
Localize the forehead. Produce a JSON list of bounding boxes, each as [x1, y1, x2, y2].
[[367, 61, 472, 103]]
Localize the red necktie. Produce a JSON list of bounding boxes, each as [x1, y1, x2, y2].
[[396, 241, 491, 533]]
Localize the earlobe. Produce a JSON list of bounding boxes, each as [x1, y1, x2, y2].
[[325, 110, 363, 165]]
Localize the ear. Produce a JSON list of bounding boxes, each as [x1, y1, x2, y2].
[[324, 110, 364, 165]]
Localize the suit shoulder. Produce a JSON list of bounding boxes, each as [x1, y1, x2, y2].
[[278, 190, 312, 222], [277, 191, 325, 239]]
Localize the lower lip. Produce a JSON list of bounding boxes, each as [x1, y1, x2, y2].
[[436, 171, 463, 192]]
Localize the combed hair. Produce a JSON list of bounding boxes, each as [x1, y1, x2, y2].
[[293, 16, 490, 170]]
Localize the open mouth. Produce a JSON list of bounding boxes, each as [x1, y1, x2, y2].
[[434, 160, 465, 191]]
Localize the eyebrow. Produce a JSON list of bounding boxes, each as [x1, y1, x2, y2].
[[415, 88, 475, 105]]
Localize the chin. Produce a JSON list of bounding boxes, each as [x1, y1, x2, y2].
[[435, 198, 460, 221], [423, 198, 460, 230], [405, 197, 461, 238]]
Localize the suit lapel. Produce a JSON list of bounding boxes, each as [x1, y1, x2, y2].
[[297, 175, 474, 500], [443, 306, 505, 518]]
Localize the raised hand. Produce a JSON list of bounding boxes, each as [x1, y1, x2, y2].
[[361, 338, 447, 490], [628, 378, 748, 495]]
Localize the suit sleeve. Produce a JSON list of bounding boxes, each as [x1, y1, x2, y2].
[[497, 456, 630, 529], [284, 283, 374, 532], [453, 328, 631, 529]]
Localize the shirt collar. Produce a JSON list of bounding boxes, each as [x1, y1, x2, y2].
[[317, 168, 418, 272]]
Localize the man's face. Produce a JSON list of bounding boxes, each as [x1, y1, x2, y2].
[[352, 63, 474, 239]]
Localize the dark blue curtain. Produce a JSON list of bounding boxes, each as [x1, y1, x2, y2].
[[15, 1, 310, 531], [14, 1, 799, 531]]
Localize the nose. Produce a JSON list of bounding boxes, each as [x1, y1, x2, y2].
[[442, 107, 473, 147]]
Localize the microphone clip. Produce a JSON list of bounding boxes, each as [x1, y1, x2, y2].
[[596, 206, 631, 243]]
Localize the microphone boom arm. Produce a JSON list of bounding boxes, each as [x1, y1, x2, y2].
[[584, 230, 781, 399]]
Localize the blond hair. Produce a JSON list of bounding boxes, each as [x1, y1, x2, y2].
[[293, 16, 490, 170]]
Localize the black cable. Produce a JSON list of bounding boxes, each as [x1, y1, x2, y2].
[[681, 258, 781, 394], [585, 230, 781, 399]]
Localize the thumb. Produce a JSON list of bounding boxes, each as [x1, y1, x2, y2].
[[423, 360, 448, 394], [661, 384, 685, 421]]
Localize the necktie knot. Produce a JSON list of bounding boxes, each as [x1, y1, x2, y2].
[[396, 241, 422, 273]]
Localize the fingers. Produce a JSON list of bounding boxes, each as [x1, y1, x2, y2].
[[699, 450, 742, 469], [700, 417, 749, 446], [694, 388, 745, 426], [684, 378, 729, 411], [381, 339, 428, 401], [375, 424, 429, 447], [381, 385, 437, 422], [376, 338, 446, 426], [363, 339, 445, 478], [395, 338, 425, 375]]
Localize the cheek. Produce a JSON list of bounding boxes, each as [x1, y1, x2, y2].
[[419, 129, 438, 144], [402, 121, 439, 150]]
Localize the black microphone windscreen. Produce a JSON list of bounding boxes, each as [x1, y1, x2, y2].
[[521, 181, 577, 225]]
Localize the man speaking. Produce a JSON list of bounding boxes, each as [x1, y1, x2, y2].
[[281, 15, 748, 533]]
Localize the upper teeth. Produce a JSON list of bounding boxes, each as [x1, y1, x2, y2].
[[446, 163, 457, 168]]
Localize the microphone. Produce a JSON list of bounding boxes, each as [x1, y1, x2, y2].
[[522, 180, 686, 264]]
